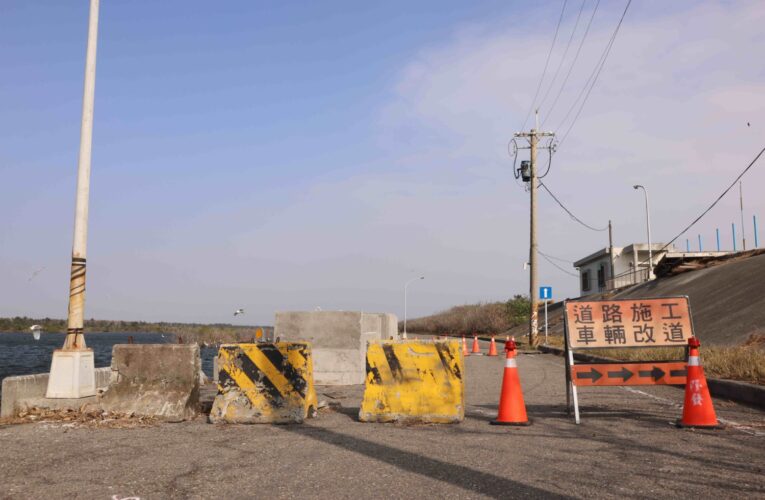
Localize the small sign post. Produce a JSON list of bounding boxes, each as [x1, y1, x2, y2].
[[563, 296, 693, 423], [539, 287, 552, 344]]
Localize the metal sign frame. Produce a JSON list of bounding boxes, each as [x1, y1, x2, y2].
[[564, 295, 694, 424]]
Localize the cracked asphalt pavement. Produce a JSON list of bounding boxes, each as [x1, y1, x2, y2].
[[1, 345, 763, 499]]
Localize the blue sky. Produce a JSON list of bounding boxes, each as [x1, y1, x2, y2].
[[2, 1, 764, 325]]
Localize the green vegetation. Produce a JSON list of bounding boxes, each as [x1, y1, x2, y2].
[[404, 295, 530, 336], [0, 316, 271, 345]]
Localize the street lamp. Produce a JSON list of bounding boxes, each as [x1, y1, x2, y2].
[[403, 276, 424, 340], [633, 185, 654, 279]]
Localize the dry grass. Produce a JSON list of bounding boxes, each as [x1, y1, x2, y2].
[[542, 333, 765, 385], [405, 298, 529, 336]]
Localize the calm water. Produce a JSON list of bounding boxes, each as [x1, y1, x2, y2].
[[0, 332, 218, 392]]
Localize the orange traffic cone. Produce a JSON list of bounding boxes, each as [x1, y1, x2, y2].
[[491, 339, 530, 426], [462, 335, 469, 356], [488, 335, 498, 356], [471, 335, 481, 355], [677, 337, 719, 428]]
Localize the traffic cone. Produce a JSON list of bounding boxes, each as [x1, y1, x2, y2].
[[488, 335, 498, 356], [471, 335, 481, 355], [677, 337, 719, 429], [462, 335, 469, 356], [490, 339, 530, 426]]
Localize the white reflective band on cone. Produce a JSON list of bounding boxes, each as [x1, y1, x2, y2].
[[688, 356, 700, 366], [505, 358, 517, 368]]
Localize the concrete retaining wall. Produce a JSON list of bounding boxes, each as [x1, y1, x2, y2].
[[100, 344, 201, 421], [1, 368, 112, 418], [274, 311, 399, 385]]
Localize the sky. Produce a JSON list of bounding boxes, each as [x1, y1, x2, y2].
[[1, 0, 764, 326]]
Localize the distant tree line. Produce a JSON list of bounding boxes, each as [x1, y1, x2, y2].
[[0, 316, 272, 345]]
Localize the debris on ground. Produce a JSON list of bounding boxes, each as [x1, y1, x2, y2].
[[0, 407, 158, 429]]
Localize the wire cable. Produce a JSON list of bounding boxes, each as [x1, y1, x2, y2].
[[610, 144, 765, 280], [538, 250, 580, 277], [556, 0, 632, 149], [541, 0, 601, 129], [537, 0, 588, 115], [520, 0, 568, 132], [538, 250, 575, 264], [538, 180, 609, 232]]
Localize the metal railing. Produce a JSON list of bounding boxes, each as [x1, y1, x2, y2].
[[605, 267, 650, 291]]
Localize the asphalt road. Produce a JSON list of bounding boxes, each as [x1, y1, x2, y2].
[[1, 343, 763, 499]]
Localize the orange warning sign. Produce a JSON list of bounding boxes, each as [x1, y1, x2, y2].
[[571, 362, 687, 387], [565, 297, 693, 349]]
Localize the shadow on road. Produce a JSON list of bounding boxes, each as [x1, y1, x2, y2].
[[279, 423, 571, 499]]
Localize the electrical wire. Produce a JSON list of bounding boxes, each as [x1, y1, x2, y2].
[[538, 250, 574, 264], [538, 180, 609, 232], [611, 144, 765, 280], [541, 0, 601, 129], [537, 0, 588, 115], [556, 0, 632, 149], [520, 0, 568, 132], [538, 250, 580, 277]]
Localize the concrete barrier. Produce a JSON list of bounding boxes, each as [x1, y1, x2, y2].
[[99, 344, 201, 422], [359, 340, 464, 424], [210, 342, 318, 424], [274, 311, 399, 385], [1, 368, 111, 418]]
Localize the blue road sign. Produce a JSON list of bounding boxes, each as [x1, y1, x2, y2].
[[539, 286, 552, 300]]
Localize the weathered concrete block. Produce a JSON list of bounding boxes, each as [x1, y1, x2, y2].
[[99, 344, 201, 422], [274, 311, 399, 386], [210, 343, 318, 424], [1, 368, 111, 418], [359, 340, 465, 424]]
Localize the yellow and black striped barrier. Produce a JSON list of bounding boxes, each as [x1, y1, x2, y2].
[[210, 342, 318, 424], [359, 340, 464, 423]]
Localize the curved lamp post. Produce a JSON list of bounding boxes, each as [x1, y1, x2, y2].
[[633, 185, 654, 279]]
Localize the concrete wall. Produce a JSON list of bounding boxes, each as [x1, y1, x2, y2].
[[274, 311, 398, 385], [1, 367, 112, 418], [100, 344, 201, 421]]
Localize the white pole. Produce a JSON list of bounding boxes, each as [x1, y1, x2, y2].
[[634, 185, 653, 280], [63, 0, 100, 351], [403, 276, 424, 340]]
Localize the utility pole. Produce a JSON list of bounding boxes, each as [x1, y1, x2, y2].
[[515, 111, 554, 348], [46, 0, 100, 398]]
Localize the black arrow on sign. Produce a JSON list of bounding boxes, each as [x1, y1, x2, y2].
[[576, 367, 603, 383], [638, 366, 665, 380], [607, 367, 634, 382], [670, 368, 687, 378]]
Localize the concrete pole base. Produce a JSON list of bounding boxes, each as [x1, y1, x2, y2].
[[45, 349, 96, 398]]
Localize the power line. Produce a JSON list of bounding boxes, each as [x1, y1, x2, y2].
[[538, 180, 608, 231], [658, 146, 765, 253], [555, 0, 632, 148], [538, 250, 574, 264], [537, 0, 588, 114], [520, 0, 568, 132], [611, 144, 765, 280], [538, 249, 579, 277], [541, 0, 601, 129]]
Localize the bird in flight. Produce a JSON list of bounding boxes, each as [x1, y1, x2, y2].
[[234, 308, 245, 316], [28, 266, 46, 282]]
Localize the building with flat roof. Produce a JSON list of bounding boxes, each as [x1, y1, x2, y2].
[[573, 243, 732, 296]]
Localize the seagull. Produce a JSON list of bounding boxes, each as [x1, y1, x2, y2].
[[233, 308, 245, 316], [28, 266, 46, 282], [748, 122, 751, 127]]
